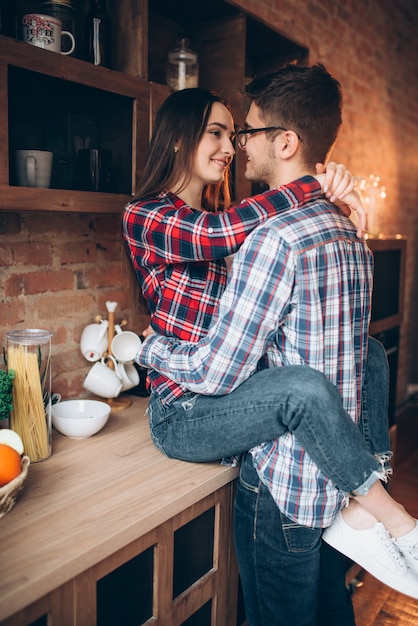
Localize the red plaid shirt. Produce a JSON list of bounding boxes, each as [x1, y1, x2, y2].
[[122, 176, 322, 404]]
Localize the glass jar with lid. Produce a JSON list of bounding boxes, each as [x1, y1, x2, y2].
[[6, 329, 53, 462], [167, 38, 199, 91], [39, 0, 77, 56]]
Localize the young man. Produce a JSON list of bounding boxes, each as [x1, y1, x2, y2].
[[136, 65, 418, 624]]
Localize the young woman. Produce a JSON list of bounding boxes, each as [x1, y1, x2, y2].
[[122, 87, 417, 598]]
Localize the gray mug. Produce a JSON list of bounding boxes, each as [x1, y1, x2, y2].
[[15, 150, 53, 188]]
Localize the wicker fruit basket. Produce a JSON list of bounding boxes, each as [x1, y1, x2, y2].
[[0, 455, 30, 519]]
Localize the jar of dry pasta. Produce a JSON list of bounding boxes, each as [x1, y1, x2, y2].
[[6, 329, 53, 462]]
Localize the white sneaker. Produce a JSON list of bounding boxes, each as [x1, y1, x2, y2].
[[322, 512, 418, 599], [394, 521, 418, 576]]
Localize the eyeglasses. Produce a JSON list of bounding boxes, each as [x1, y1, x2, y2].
[[235, 126, 288, 149]]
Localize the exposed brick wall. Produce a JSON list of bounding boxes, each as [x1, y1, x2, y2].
[[0, 211, 149, 398], [234, 0, 418, 406], [1, 0, 417, 406]]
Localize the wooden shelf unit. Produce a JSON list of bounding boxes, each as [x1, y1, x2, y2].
[[0, 36, 150, 214], [0, 0, 308, 214]]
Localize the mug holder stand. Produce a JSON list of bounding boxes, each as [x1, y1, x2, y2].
[[83, 304, 135, 410], [106, 396, 132, 411], [102, 304, 132, 411]]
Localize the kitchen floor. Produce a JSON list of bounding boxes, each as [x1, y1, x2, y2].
[[352, 401, 418, 625]]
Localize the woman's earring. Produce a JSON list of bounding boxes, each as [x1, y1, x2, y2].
[[174, 146, 179, 153]]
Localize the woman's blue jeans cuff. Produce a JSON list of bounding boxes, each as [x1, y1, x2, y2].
[[350, 452, 392, 496]]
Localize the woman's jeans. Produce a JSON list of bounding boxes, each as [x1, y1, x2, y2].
[[234, 337, 390, 626], [147, 337, 390, 496]]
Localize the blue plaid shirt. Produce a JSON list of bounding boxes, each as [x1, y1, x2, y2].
[[137, 200, 373, 527]]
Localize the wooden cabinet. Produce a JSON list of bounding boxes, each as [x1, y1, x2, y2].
[[0, 397, 240, 626], [367, 237, 407, 428], [2, 486, 238, 626], [0, 0, 308, 214], [367, 237, 406, 337]]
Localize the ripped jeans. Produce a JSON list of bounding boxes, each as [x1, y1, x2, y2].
[[147, 337, 391, 497]]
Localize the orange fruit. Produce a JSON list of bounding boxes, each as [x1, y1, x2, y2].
[[0, 443, 22, 487]]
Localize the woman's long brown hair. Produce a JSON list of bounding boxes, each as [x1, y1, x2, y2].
[[134, 87, 232, 212]]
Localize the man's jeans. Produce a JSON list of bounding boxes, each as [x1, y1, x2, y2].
[[235, 452, 358, 626], [234, 337, 390, 626], [147, 338, 389, 496]]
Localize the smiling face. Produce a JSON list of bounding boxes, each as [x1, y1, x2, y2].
[[191, 102, 236, 188], [242, 103, 281, 188]]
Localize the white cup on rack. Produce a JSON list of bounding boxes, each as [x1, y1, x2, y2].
[[80, 321, 109, 362], [22, 14, 75, 55], [15, 150, 53, 188], [111, 331, 142, 364], [118, 362, 140, 392], [83, 356, 123, 398]]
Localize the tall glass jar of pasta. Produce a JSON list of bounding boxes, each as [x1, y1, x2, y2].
[[6, 329, 53, 462]]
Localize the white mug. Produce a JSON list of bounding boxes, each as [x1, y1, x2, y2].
[[22, 14, 75, 55], [15, 150, 53, 188], [80, 321, 109, 362], [83, 356, 123, 398], [118, 362, 140, 392], [111, 331, 142, 364]]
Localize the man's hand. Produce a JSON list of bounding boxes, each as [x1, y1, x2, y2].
[[315, 162, 366, 238]]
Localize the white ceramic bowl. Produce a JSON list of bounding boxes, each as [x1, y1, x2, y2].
[[51, 399, 111, 438]]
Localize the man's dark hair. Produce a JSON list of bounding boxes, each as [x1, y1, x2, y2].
[[244, 64, 343, 166]]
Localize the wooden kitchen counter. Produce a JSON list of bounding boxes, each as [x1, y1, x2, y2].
[[0, 396, 240, 626]]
